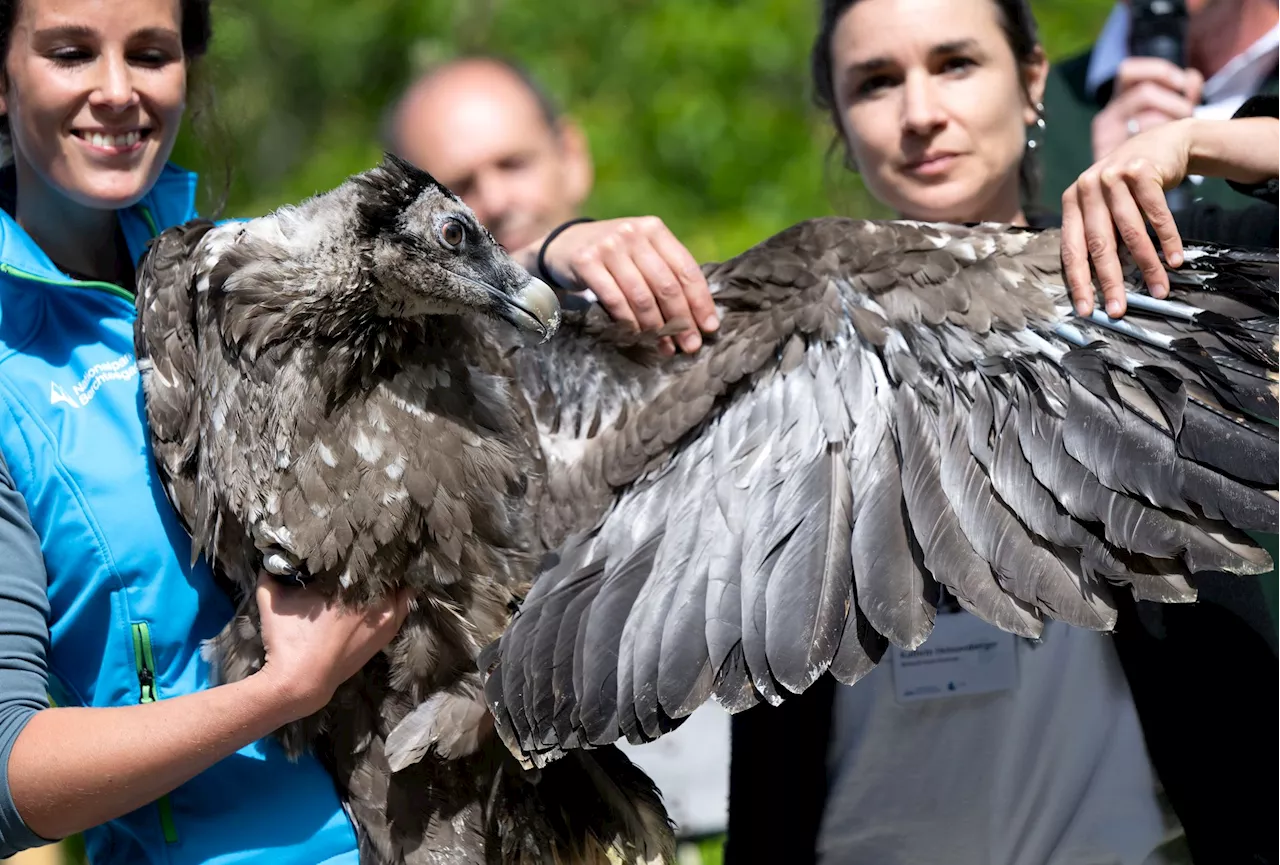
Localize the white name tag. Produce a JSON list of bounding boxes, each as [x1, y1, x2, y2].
[[891, 611, 1018, 703]]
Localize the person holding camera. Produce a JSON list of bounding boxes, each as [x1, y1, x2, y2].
[[1037, 0, 1277, 212]]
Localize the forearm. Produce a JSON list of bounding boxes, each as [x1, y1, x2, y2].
[[1185, 116, 1279, 184], [7, 670, 301, 840]]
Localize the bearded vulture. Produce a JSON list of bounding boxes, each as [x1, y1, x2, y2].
[[133, 154, 1278, 864]]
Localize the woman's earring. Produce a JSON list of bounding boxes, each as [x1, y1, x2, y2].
[[1026, 102, 1046, 150]]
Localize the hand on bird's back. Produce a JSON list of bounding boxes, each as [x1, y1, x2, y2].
[[532, 216, 720, 356], [1062, 112, 1279, 318], [255, 573, 412, 719], [1061, 118, 1195, 317]]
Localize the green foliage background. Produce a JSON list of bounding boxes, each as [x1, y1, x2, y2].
[[172, 0, 1116, 264], [10, 4, 1123, 864]]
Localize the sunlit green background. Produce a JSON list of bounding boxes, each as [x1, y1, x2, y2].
[[169, 0, 1118, 263], [6, 1, 1119, 864]]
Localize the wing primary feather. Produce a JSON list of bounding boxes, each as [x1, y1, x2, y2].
[[828, 592, 888, 686], [1132, 365, 1278, 486], [655, 482, 722, 719], [1011, 367, 1272, 576], [623, 454, 709, 740], [845, 351, 938, 649], [763, 446, 854, 693], [850, 425, 937, 649], [578, 533, 664, 746], [936, 389, 1117, 630], [1062, 349, 1278, 532], [895, 387, 1043, 637]]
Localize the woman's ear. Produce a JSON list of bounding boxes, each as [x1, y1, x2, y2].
[[1022, 46, 1049, 125]]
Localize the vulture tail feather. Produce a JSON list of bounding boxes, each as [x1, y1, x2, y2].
[[486, 745, 675, 864]]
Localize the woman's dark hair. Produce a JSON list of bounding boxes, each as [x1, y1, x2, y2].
[[810, 0, 1044, 206]]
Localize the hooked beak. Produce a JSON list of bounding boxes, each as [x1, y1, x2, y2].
[[498, 276, 561, 342]]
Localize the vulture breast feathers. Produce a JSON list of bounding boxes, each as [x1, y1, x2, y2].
[[133, 155, 1278, 861]]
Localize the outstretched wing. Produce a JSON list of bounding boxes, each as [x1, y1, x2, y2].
[[484, 217, 1278, 767], [134, 219, 218, 539]]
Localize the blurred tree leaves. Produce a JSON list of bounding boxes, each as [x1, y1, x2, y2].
[[172, 0, 1115, 262]]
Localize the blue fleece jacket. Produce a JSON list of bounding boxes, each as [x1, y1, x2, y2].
[[0, 164, 359, 864]]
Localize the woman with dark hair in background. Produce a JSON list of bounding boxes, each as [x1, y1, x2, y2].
[[725, 1, 1277, 863]]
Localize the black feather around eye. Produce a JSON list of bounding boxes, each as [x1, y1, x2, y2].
[[354, 153, 457, 238]]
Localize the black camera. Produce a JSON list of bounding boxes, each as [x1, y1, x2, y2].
[[1129, 0, 1190, 67], [1128, 0, 1194, 211]]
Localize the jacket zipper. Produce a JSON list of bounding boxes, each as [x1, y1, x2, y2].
[[0, 204, 157, 301], [0, 262, 134, 301], [130, 622, 180, 844]]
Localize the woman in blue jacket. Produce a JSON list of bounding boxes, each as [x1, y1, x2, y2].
[[0, 0, 414, 861], [0, 1, 725, 861]]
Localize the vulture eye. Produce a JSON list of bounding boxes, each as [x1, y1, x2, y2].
[[440, 219, 466, 250]]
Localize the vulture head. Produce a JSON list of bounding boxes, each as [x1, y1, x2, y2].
[[203, 155, 562, 367], [351, 154, 562, 339]]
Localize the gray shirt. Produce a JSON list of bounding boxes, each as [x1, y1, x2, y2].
[[0, 448, 53, 856]]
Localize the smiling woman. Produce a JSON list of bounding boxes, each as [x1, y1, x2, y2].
[[0, 1, 400, 863], [0, 0, 203, 285]]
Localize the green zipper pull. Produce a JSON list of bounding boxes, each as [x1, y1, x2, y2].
[[129, 621, 179, 843], [130, 623, 158, 703]]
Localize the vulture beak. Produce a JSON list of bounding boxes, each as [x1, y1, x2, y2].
[[501, 276, 562, 342]]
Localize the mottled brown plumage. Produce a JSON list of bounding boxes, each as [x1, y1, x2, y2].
[[135, 156, 672, 865], [134, 156, 1278, 859]]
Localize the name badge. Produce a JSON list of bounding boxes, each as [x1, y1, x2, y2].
[[891, 611, 1018, 703]]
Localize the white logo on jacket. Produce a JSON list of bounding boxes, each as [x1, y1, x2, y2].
[[49, 355, 138, 409]]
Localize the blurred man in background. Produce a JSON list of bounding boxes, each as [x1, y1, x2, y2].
[[386, 56, 720, 358], [388, 57, 590, 255], [1039, 0, 1278, 210], [384, 56, 731, 858]]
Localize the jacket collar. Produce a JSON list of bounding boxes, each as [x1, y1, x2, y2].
[[0, 161, 198, 282]]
